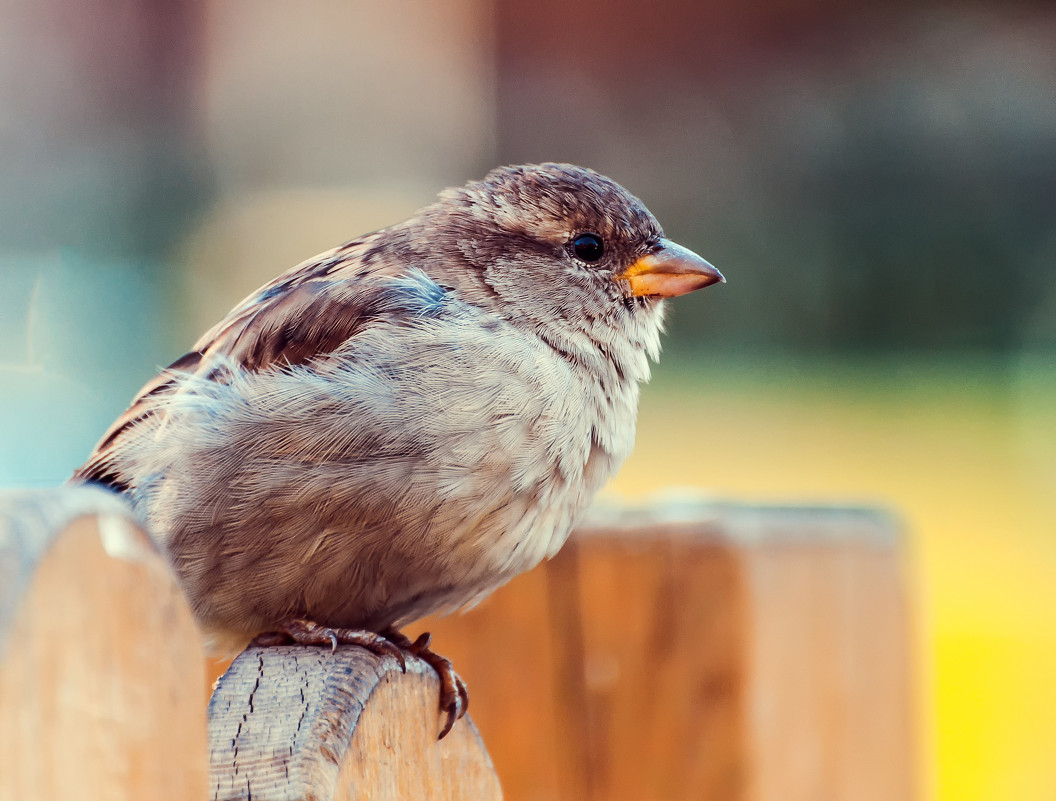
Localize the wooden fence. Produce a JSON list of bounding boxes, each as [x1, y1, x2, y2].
[[1, 487, 914, 800]]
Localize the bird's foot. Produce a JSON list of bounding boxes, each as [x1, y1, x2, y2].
[[251, 617, 407, 671], [383, 628, 469, 740], [251, 618, 466, 739]]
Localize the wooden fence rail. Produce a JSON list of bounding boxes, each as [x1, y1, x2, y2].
[[0, 487, 207, 801], [2, 488, 914, 801], [422, 501, 916, 801], [210, 646, 500, 801]]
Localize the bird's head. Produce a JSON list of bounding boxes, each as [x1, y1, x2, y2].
[[407, 163, 724, 362]]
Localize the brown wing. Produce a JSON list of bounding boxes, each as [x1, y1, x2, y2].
[[74, 233, 405, 486]]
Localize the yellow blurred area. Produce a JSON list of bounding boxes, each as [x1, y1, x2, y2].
[[605, 356, 1056, 801]]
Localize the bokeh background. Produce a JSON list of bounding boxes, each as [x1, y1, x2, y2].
[[2, 1, 1054, 799]]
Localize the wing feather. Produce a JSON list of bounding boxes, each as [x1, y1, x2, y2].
[[74, 233, 420, 486]]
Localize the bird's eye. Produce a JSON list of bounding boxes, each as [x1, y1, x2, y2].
[[572, 233, 605, 263]]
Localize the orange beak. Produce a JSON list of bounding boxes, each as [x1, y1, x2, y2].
[[618, 239, 725, 298]]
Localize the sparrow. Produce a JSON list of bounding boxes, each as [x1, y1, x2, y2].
[[73, 163, 724, 737]]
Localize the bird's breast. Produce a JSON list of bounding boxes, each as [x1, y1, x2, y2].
[[124, 302, 648, 634]]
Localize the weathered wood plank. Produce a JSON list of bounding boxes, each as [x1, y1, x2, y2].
[[0, 486, 207, 801], [209, 645, 502, 801], [421, 501, 915, 801]]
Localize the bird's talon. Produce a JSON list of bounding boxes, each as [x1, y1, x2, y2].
[[438, 706, 458, 740], [327, 631, 338, 652], [456, 676, 470, 715], [387, 642, 407, 673], [437, 678, 467, 740], [380, 627, 468, 738]]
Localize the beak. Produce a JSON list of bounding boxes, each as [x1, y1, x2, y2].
[[618, 239, 725, 298]]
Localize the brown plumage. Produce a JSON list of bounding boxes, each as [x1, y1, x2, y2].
[[73, 163, 724, 737]]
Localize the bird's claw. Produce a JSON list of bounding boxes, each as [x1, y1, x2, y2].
[[253, 617, 406, 671], [437, 666, 470, 740], [385, 628, 469, 739], [254, 620, 463, 737]]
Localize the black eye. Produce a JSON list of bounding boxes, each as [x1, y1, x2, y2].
[[572, 233, 605, 262]]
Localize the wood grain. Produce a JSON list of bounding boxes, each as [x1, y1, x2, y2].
[[209, 645, 502, 801], [421, 501, 914, 801], [0, 486, 207, 801]]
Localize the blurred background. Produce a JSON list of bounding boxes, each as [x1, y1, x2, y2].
[[1, 1, 1054, 799]]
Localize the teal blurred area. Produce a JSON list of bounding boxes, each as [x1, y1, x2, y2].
[[0, 2, 209, 484], [0, 252, 167, 485]]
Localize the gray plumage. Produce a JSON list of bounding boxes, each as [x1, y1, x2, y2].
[[74, 163, 723, 656]]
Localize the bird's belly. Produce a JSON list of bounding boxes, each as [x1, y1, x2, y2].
[[138, 327, 636, 646], [304, 464, 595, 631], [182, 429, 616, 647], [362, 428, 628, 629]]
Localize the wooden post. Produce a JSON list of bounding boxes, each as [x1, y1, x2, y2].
[[208, 645, 502, 801], [421, 501, 916, 801], [0, 486, 207, 801], [5, 487, 908, 799]]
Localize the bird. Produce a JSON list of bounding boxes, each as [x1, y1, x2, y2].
[[73, 163, 724, 738]]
